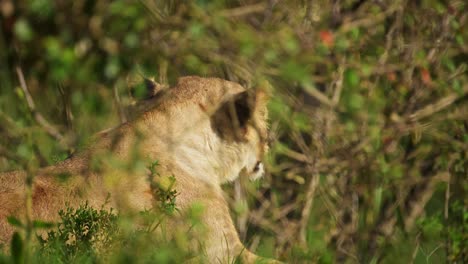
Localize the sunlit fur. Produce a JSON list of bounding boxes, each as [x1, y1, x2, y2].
[[0, 76, 276, 263]]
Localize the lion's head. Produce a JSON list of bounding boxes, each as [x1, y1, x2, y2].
[[128, 76, 269, 185]]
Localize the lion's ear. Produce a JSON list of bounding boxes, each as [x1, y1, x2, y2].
[[211, 90, 256, 141], [143, 78, 161, 97], [139, 77, 165, 99], [128, 75, 165, 100]]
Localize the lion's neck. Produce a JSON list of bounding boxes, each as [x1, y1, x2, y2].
[[101, 116, 245, 186], [170, 128, 240, 186]]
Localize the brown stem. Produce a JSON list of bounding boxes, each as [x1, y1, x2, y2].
[[15, 66, 65, 143]]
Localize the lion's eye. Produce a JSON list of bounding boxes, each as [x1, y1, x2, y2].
[[253, 161, 261, 172]]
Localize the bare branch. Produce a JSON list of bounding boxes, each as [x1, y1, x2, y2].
[[219, 3, 267, 17], [331, 63, 345, 106], [409, 84, 468, 122], [298, 166, 320, 244], [302, 83, 334, 107], [113, 82, 127, 123], [15, 66, 65, 142]]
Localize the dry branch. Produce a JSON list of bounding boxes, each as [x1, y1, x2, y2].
[[15, 66, 65, 143], [409, 84, 468, 122], [302, 83, 334, 107], [219, 3, 267, 17]]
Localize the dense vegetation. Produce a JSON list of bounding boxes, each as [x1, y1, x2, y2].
[[0, 0, 466, 263]]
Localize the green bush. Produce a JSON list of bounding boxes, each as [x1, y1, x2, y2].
[[38, 203, 120, 263]]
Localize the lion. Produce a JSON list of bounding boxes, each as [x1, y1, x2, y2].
[[0, 76, 278, 263]]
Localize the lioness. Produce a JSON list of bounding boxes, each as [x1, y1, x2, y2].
[[0, 76, 276, 263]]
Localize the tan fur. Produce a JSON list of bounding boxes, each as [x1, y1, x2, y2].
[[0, 76, 277, 263]]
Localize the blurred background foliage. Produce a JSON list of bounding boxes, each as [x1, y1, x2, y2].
[[0, 0, 467, 263]]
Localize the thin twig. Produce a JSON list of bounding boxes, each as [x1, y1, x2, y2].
[[294, 121, 324, 245], [426, 243, 444, 262], [0, 145, 26, 166], [408, 84, 468, 122], [403, 172, 450, 231], [331, 63, 344, 106], [298, 166, 320, 244], [219, 3, 267, 17], [113, 82, 127, 123], [302, 82, 334, 107], [410, 233, 421, 264], [444, 172, 451, 263], [338, 4, 399, 33], [159, 60, 168, 86], [15, 66, 65, 142]]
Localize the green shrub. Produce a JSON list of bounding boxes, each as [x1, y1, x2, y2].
[[37, 202, 119, 263]]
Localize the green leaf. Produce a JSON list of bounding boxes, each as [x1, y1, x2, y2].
[[361, 64, 373, 77], [11, 232, 23, 264], [293, 112, 311, 131], [344, 69, 360, 88], [373, 187, 383, 214], [280, 60, 310, 83], [28, 0, 54, 18], [32, 220, 55, 229], [14, 19, 33, 42], [105, 57, 121, 79], [455, 34, 464, 45], [284, 37, 299, 55], [188, 23, 204, 38], [7, 217, 23, 228], [347, 93, 364, 111], [350, 27, 360, 40], [269, 96, 290, 119]]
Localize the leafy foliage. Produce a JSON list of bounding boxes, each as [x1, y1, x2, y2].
[[37, 202, 119, 263], [148, 161, 179, 216]]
